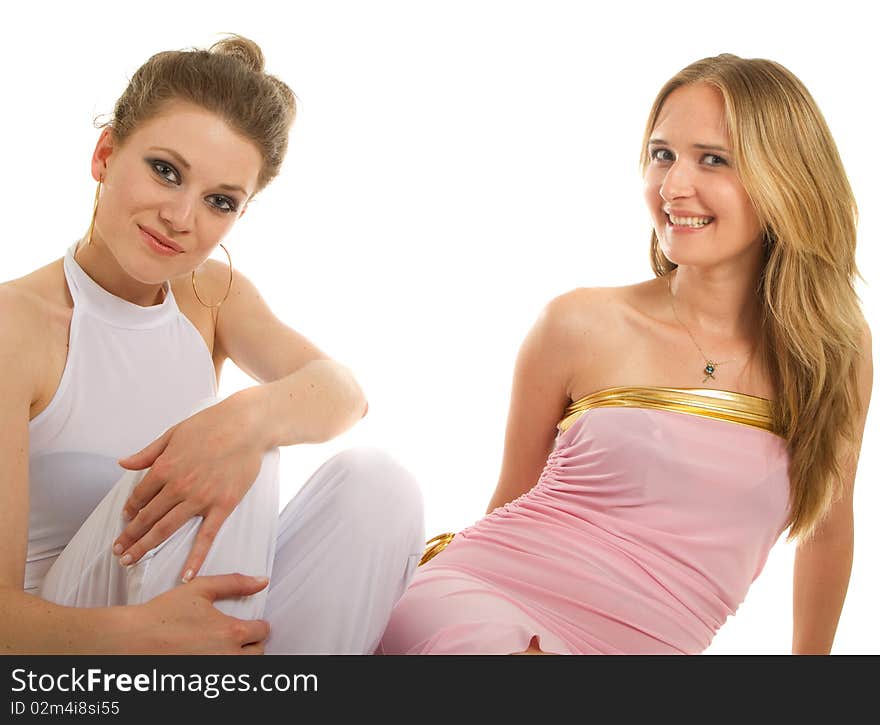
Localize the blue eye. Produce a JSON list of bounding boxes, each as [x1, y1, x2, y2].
[[207, 195, 238, 214], [650, 148, 674, 162], [703, 153, 728, 167], [149, 159, 180, 184]]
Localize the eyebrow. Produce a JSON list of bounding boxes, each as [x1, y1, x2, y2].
[[648, 138, 730, 153], [149, 146, 249, 195]]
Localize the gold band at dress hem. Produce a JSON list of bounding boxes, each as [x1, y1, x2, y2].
[[558, 386, 778, 435], [419, 532, 456, 566]]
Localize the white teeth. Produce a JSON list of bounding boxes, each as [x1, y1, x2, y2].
[[668, 214, 713, 227]]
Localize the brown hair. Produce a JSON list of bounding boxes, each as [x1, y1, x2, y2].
[[106, 34, 296, 193], [640, 54, 865, 541]]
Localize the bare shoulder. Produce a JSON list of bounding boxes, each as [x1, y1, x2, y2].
[[0, 260, 68, 340], [171, 259, 273, 365], [7, 258, 72, 323], [3, 258, 70, 306], [541, 279, 672, 399], [540, 286, 626, 338], [0, 282, 43, 386], [528, 283, 652, 399], [0, 283, 49, 401], [0, 284, 42, 341], [172, 259, 264, 318], [856, 318, 873, 411], [540, 281, 659, 349], [175, 258, 260, 301], [1, 260, 74, 406], [858, 317, 872, 360]]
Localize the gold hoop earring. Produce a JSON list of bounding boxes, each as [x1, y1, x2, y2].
[[86, 180, 102, 245], [191, 243, 233, 308]]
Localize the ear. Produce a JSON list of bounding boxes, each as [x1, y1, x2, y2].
[[91, 127, 116, 182]]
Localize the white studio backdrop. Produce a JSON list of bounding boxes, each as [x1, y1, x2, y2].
[[3, 0, 876, 654]]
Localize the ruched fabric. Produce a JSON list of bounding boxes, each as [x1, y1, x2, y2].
[[380, 401, 789, 655]]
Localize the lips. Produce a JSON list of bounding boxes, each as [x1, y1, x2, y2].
[[138, 225, 183, 253]]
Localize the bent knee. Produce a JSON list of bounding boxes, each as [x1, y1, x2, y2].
[[327, 448, 422, 511], [321, 447, 424, 540]]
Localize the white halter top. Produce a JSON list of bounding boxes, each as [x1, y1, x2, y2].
[[25, 243, 217, 593]]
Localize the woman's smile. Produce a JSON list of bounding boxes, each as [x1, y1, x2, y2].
[[137, 224, 184, 256], [664, 207, 715, 232]]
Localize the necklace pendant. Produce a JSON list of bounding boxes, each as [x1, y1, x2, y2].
[[703, 362, 716, 382]]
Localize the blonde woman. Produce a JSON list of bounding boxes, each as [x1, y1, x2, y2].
[[379, 54, 872, 655], [0, 35, 424, 654]]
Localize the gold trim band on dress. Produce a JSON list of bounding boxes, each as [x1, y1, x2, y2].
[[558, 386, 778, 435], [419, 387, 778, 567], [419, 532, 456, 566]]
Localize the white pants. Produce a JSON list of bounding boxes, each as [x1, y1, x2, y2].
[[38, 413, 425, 654]]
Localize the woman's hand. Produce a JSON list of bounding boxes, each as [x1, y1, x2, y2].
[[113, 396, 268, 582], [131, 574, 271, 654]]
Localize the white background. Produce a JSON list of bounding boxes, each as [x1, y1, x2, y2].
[[4, 1, 876, 654]]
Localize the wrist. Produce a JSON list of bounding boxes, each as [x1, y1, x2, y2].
[[225, 384, 279, 450], [97, 604, 146, 654]]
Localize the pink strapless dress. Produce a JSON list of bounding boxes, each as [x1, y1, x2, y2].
[[379, 387, 790, 654]]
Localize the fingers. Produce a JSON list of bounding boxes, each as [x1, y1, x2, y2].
[[239, 619, 271, 648], [193, 573, 270, 602], [121, 468, 168, 522], [150, 575, 269, 654], [219, 616, 270, 652], [199, 578, 271, 653], [118, 428, 173, 471], [180, 510, 228, 583], [114, 501, 194, 566]]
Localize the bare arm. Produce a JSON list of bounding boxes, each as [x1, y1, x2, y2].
[[485, 292, 590, 513], [791, 322, 873, 654], [113, 263, 367, 578], [1, 578, 269, 654], [212, 265, 367, 447], [0, 289, 269, 654], [0, 290, 132, 652]]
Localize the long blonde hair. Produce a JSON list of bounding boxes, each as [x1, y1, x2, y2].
[[640, 54, 864, 541]]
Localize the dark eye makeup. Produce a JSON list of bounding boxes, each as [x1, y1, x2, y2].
[[145, 158, 239, 214], [148, 158, 180, 184]]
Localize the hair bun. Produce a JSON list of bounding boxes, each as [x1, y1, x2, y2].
[[209, 34, 264, 73]]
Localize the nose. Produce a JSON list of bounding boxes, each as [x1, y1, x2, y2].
[[158, 192, 195, 234], [659, 158, 696, 203]]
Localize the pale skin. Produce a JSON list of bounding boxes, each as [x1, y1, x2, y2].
[[0, 100, 366, 653], [494, 83, 872, 655]]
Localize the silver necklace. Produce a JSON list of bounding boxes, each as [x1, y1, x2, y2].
[[667, 275, 741, 383]]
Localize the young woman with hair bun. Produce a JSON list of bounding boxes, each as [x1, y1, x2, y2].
[[379, 54, 872, 655], [0, 35, 424, 654]]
